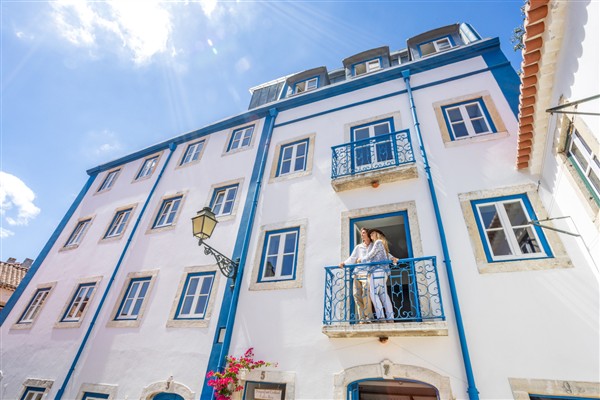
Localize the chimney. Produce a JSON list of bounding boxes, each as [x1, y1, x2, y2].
[[21, 258, 34, 269], [6, 257, 17, 264]]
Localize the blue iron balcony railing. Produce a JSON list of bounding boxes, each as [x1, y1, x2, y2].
[[323, 256, 445, 325], [331, 130, 415, 179]]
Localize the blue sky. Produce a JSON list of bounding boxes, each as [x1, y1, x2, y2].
[[1, 1, 524, 263]]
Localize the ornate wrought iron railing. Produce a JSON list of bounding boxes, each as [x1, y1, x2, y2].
[[323, 256, 445, 325], [331, 130, 415, 179]]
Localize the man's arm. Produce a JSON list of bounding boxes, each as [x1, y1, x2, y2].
[[339, 244, 361, 267]]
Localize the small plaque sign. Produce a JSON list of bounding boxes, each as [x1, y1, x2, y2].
[[254, 388, 283, 400]]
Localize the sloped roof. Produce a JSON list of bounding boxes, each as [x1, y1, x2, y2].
[[0, 261, 28, 291]]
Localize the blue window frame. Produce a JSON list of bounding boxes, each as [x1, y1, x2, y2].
[[258, 228, 300, 282], [153, 196, 182, 228], [566, 127, 600, 205], [136, 156, 159, 180], [20, 387, 45, 400], [64, 218, 92, 247], [115, 277, 151, 320], [293, 76, 319, 94], [82, 392, 110, 400], [350, 117, 395, 168], [61, 283, 96, 322], [228, 126, 254, 152], [180, 140, 205, 165], [18, 288, 51, 324], [471, 194, 552, 262], [175, 272, 216, 319], [104, 208, 132, 238], [97, 169, 120, 192], [441, 98, 496, 140], [276, 139, 309, 177], [352, 57, 382, 76], [210, 184, 239, 217], [418, 35, 455, 57], [529, 396, 599, 400]]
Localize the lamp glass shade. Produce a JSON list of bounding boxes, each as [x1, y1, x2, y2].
[[192, 207, 218, 240]]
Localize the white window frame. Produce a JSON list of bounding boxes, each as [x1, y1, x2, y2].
[[420, 37, 452, 56], [277, 140, 308, 176], [135, 156, 158, 180], [567, 128, 600, 199], [18, 288, 51, 324], [229, 126, 254, 151], [211, 186, 238, 217], [294, 77, 318, 94], [62, 283, 96, 322], [354, 58, 381, 76], [64, 219, 92, 247], [105, 208, 132, 238], [181, 141, 205, 165], [97, 169, 120, 192], [259, 228, 299, 282], [114, 278, 151, 320], [444, 101, 493, 140], [21, 387, 45, 400], [153, 196, 182, 228], [175, 272, 215, 319]]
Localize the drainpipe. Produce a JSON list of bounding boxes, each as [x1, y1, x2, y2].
[[401, 70, 480, 400], [55, 143, 178, 400], [201, 108, 278, 400]]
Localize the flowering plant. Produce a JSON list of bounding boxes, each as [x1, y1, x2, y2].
[[206, 348, 276, 400]]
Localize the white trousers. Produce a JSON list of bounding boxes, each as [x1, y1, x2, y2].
[[368, 270, 394, 321]]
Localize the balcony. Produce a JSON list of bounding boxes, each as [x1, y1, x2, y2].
[[331, 130, 417, 192], [322, 257, 447, 338]]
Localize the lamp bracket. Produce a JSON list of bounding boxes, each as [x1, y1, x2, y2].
[[197, 238, 240, 283]]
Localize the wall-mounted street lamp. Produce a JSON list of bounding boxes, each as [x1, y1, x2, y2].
[[192, 207, 239, 285]]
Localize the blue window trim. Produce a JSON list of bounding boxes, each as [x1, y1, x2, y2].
[[351, 56, 383, 77], [104, 208, 133, 238], [135, 156, 159, 180], [97, 169, 120, 192], [20, 387, 45, 400], [174, 271, 216, 320], [417, 35, 456, 57], [152, 196, 183, 229], [470, 193, 553, 263], [180, 140, 205, 165], [292, 76, 320, 94], [275, 138, 310, 177], [350, 117, 395, 142], [529, 395, 599, 400], [64, 218, 92, 247], [61, 282, 96, 322], [227, 125, 255, 152], [441, 98, 497, 141], [346, 378, 439, 400], [209, 184, 239, 215], [113, 277, 152, 321], [257, 227, 300, 283], [82, 392, 110, 400], [349, 210, 413, 258], [18, 287, 51, 323]]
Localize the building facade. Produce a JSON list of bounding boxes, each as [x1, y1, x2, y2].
[[1, 16, 598, 400]]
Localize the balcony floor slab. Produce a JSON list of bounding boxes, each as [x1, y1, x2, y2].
[[331, 163, 418, 192], [322, 320, 448, 338]]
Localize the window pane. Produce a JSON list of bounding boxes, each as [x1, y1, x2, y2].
[[570, 142, 589, 170], [588, 169, 600, 195], [280, 160, 291, 175], [181, 296, 194, 315], [503, 201, 529, 226], [479, 205, 502, 229], [194, 295, 208, 315], [466, 104, 482, 118], [281, 254, 295, 276], [284, 232, 297, 253], [471, 118, 490, 134], [131, 298, 144, 316], [355, 63, 367, 75], [447, 108, 463, 122], [267, 235, 280, 255], [294, 154, 306, 172], [373, 123, 391, 136], [514, 227, 541, 254], [186, 277, 199, 295], [200, 277, 213, 294], [420, 42, 435, 56], [487, 230, 512, 256], [264, 258, 277, 277], [354, 127, 370, 141]]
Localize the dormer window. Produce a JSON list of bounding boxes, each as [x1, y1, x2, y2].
[[419, 37, 453, 57], [353, 58, 381, 76], [294, 77, 318, 94]]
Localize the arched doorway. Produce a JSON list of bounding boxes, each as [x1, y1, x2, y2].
[[152, 393, 185, 400], [347, 379, 438, 400]]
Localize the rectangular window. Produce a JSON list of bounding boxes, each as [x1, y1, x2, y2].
[[353, 58, 381, 76], [210, 185, 239, 217], [153, 196, 182, 228], [62, 283, 96, 322], [136, 156, 159, 180], [351, 118, 395, 169], [82, 393, 109, 400], [20, 387, 45, 400], [442, 99, 495, 140], [566, 128, 600, 202], [277, 139, 308, 177], [259, 228, 299, 282], [64, 219, 92, 247], [105, 208, 132, 238], [228, 126, 254, 152], [115, 277, 151, 320], [420, 37, 453, 56], [472, 194, 552, 262], [293, 77, 318, 94], [181, 141, 205, 165], [18, 288, 51, 324], [175, 272, 215, 319], [97, 169, 120, 192]]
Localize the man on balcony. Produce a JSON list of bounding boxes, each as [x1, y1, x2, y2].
[[339, 227, 374, 323]]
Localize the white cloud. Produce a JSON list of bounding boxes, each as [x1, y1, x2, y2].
[[0, 227, 15, 238], [0, 172, 41, 229], [82, 129, 123, 159], [199, 0, 218, 19]]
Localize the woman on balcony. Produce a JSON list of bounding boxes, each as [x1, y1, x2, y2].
[[360, 229, 396, 323]]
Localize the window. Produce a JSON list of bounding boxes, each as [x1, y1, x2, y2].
[[181, 141, 205, 165], [293, 77, 318, 94], [277, 139, 308, 177], [64, 219, 91, 247], [353, 58, 381, 76], [18, 288, 51, 324], [566, 127, 600, 202], [114, 278, 151, 320], [153, 196, 182, 228], [442, 99, 495, 140], [136, 156, 159, 180], [471, 194, 552, 262], [104, 208, 132, 238], [228, 126, 254, 152], [175, 272, 215, 319], [97, 169, 120, 192], [243, 382, 286, 400], [82, 393, 109, 400], [20, 387, 45, 400], [210, 185, 238, 217], [351, 118, 395, 169], [419, 37, 453, 56], [61, 283, 96, 322], [258, 228, 299, 282]]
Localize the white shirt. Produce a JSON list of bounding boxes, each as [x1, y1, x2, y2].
[[343, 242, 373, 277]]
